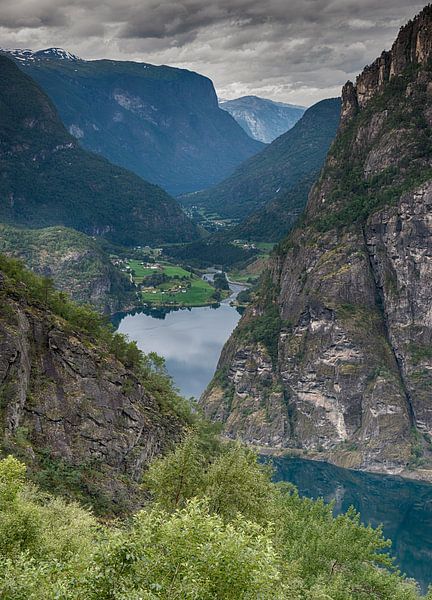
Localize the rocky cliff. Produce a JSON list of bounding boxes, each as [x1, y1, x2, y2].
[[0, 258, 184, 512], [202, 6, 432, 479]]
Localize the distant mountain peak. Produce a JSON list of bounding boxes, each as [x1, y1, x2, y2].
[[221, 95, 305, 110], [1, 47, 82, 63], [219, 95, 305, 143], [34, 47, 81, 61]]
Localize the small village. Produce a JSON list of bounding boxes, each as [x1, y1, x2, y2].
[[111, 255, 228, 307]]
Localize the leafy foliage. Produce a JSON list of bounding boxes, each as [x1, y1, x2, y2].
[[213, 271, 230, 290], [0, 442, 427, 599]]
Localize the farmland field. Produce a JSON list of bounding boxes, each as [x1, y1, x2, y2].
[[141, 277, 216, 306], [127, 259, 159, 282], [126, 259, 225, 307]]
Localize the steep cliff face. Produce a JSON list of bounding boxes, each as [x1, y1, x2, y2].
[[0, 262, 183, 511], [6, 48, 263, 196], [202, 6, 432, 478]]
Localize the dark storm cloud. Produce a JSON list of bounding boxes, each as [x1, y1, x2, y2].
[[0, 0, 425, 104]]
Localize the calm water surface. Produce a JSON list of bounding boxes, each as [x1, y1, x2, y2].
[[115, 300, 242, 398], [272, 457, 432, 593], [115, 293, 432, 593]]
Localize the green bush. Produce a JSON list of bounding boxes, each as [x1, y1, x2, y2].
[[0, 441, 426, 599]]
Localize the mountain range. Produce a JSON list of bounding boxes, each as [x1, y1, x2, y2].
[[1, 6, 432, 595], [219, 95, 305, 143], [4, 48, 264, 196], [182, 98, 341, 233], [0, 54, 198, 247]]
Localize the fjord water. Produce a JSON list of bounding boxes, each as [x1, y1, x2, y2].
[[115, 298, 432, 593], [115, 301, 242, 398], [272, 457, 432, 592]]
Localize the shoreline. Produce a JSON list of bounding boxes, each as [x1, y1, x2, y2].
[[253, 445, 432, 484], [112, 275, 247, 316]]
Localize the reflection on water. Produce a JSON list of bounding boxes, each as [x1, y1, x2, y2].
[[272, 456, 432, 592], [114, 303, 242, 398], [114, 297, 432, 592]]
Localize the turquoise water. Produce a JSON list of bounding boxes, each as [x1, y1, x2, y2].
[[115, 304, 432, 592], [272, 456, 432, 592]]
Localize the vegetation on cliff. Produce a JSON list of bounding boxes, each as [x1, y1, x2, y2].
[[0, 224, 134, 312], [0, 254, 196, 513], [0, 438, 428, 598]]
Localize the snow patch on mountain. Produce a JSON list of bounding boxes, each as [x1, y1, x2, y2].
[[0, 48, 82, 63]]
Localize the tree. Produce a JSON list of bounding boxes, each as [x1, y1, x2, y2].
[[81, 499, 287, 600], [40, 276, 55, 305], [143, 433, 206, 510], [0, 449, 425, 600]]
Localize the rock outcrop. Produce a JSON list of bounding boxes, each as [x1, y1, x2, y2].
[[0, 265, 182, 511], [202, 5, 432, 479]]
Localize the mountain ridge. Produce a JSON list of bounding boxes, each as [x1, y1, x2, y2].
[[4, 48, 264, 195], [0, 54, 199, 246], [182, 97, 340, 231]]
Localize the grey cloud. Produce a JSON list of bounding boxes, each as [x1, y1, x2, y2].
[[0, 0, 70, 29], [0, 0, 426, 105]]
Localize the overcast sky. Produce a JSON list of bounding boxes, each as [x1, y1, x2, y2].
[[0, 0, 425, 105]]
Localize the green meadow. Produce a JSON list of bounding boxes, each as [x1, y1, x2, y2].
[[127, 260, 224, 307]]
